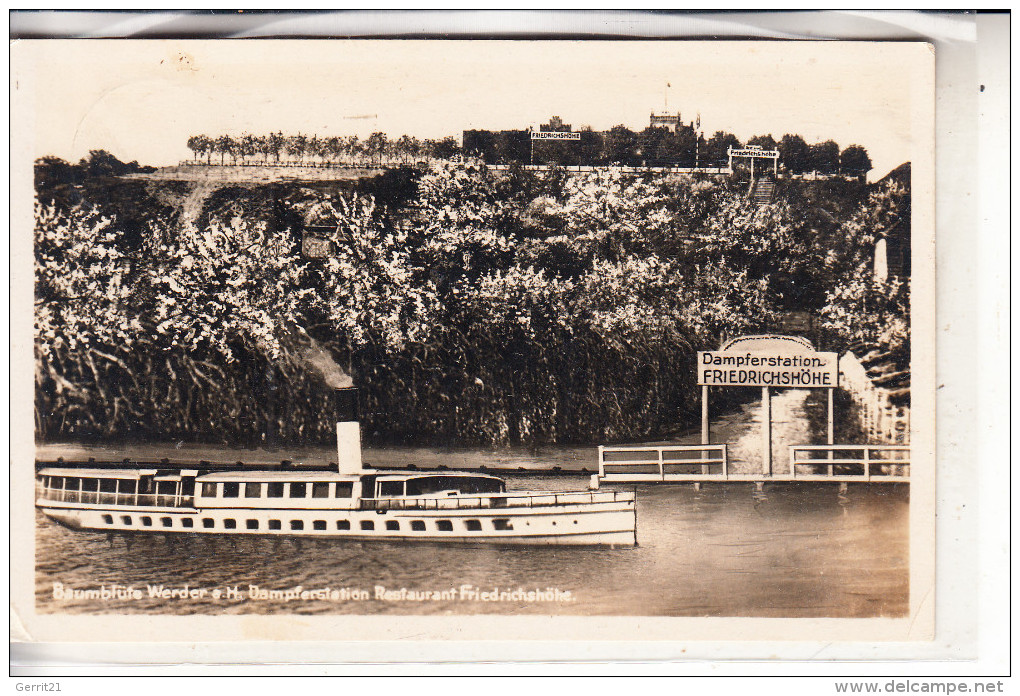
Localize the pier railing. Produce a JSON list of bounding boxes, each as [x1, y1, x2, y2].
[[598, 444, 728, 482], [788, 445, 910, 481], [361, 489, 634, 512], [595, 443, 910, 484]]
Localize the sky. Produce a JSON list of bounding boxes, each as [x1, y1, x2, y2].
[[13, 40, 932, 181]]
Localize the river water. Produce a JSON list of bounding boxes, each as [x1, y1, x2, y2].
[[34, 390, 909, 617]]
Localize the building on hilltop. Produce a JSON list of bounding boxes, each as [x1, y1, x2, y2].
[[539, 116, 572, 133], [649, 111, 700, 132]]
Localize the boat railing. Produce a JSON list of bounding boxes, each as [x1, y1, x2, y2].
[[360, 489, 634, 512], [35, 486, 195, 509]]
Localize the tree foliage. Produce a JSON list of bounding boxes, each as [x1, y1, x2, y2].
[[184, 131, 461, 167], [34, 161, 904, 447], [840, 144, 873, 178]]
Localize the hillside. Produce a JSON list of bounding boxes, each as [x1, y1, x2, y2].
[[33, 157, 909, 448]]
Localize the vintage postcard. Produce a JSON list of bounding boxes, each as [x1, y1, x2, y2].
[[10, 39, 935, 648]]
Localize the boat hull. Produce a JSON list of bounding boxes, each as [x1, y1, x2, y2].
[[37, 499, 637, 546]]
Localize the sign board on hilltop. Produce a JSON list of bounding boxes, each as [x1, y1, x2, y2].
[[697, 335, 838, 388], [727, 147, 779, 159], [531, 131, 581, 140]]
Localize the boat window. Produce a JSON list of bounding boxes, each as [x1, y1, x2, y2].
[[65, 477, 80, 491], [492, 519, 514, 531], [334, 482, 353, 498], [269, 520, 281, 530], [267, 483, 285, 498], [410, 521, 426, 531], [246, 520, 258, 530], [336, 520, 350, 530], [81, 478, 99, 492], [245, 482, 262, 498], [290, 520, 304, 531], [202, 518, 214, 529], [385, 520, 400, 531], [313, 520, 327, 530], [360, 520, 374, 531], [465, 520, 482, 531], [311, 482, 329, 498], [181, 479, 195, 495], [102, 514, 113, 524], [141, 517, 153, 527], [289, 483, 307, 498], [436, 520, 453, 532], [378, 480, 405, 497], [95, 478, 113, 493], [120, 515, 132, 525], [50, 477, 63, 489], [405, 476, 504, 496], [201, 483, 217, 498], [181, 518, 194, 528], [161, 517, 173, 528], [119, 479, 136, 494], [222, 482, 240, 498], [224, 519, 237, 529], [157, 481, 176, 495]]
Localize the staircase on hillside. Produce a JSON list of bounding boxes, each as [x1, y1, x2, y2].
[[749, 177, 776, 205]]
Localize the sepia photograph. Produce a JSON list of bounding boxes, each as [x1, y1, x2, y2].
[[11, 37, 935, 644]]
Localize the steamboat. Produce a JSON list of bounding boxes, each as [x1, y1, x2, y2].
[[35, 388, 637, 546]]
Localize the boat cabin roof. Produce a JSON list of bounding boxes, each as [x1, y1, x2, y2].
[[37, 468, 156, 479], [373, 472, 505, 483], [195, 470, 357, 483]]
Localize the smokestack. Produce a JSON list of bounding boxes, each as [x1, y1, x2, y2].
[[335, 387, 363, 475]]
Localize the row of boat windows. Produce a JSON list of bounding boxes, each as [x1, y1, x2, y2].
[[200, 481, 354, 499], [99, 514, 515, 532], [42, 476, 151, 494], [38, 477, 356, 500]]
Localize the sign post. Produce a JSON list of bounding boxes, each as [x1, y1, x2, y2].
[[726, 146, 780, 177], [697, 335, 839, 476], [701, 385, 710, 474], [827, 386, 835, 475]]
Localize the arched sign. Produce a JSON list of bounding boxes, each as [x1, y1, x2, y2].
[[698, 335, 838, 388], [697, 335, 838, 475]]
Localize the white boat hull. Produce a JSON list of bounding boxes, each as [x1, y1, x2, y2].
[[38, 499, 637, 546]]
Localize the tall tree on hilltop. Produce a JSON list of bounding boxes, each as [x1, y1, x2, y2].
[[239, 133, 258, 164], [778, 134, 810, 174], [345, 135, 362, 165], [809, 140, 840, 175], [365, 132, 388, 166], [286, 134, 308, 164], [431, 136, 460, 161], [578, 126, 604, 166], [840, 144, 873, 179], [186, 135, 208, 162], [704, 131, 742, 167], [214, 134, 234, 165], [268, 132, 285, 163], [747, 134, 778, 151], [604, 125, 639, 165]]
